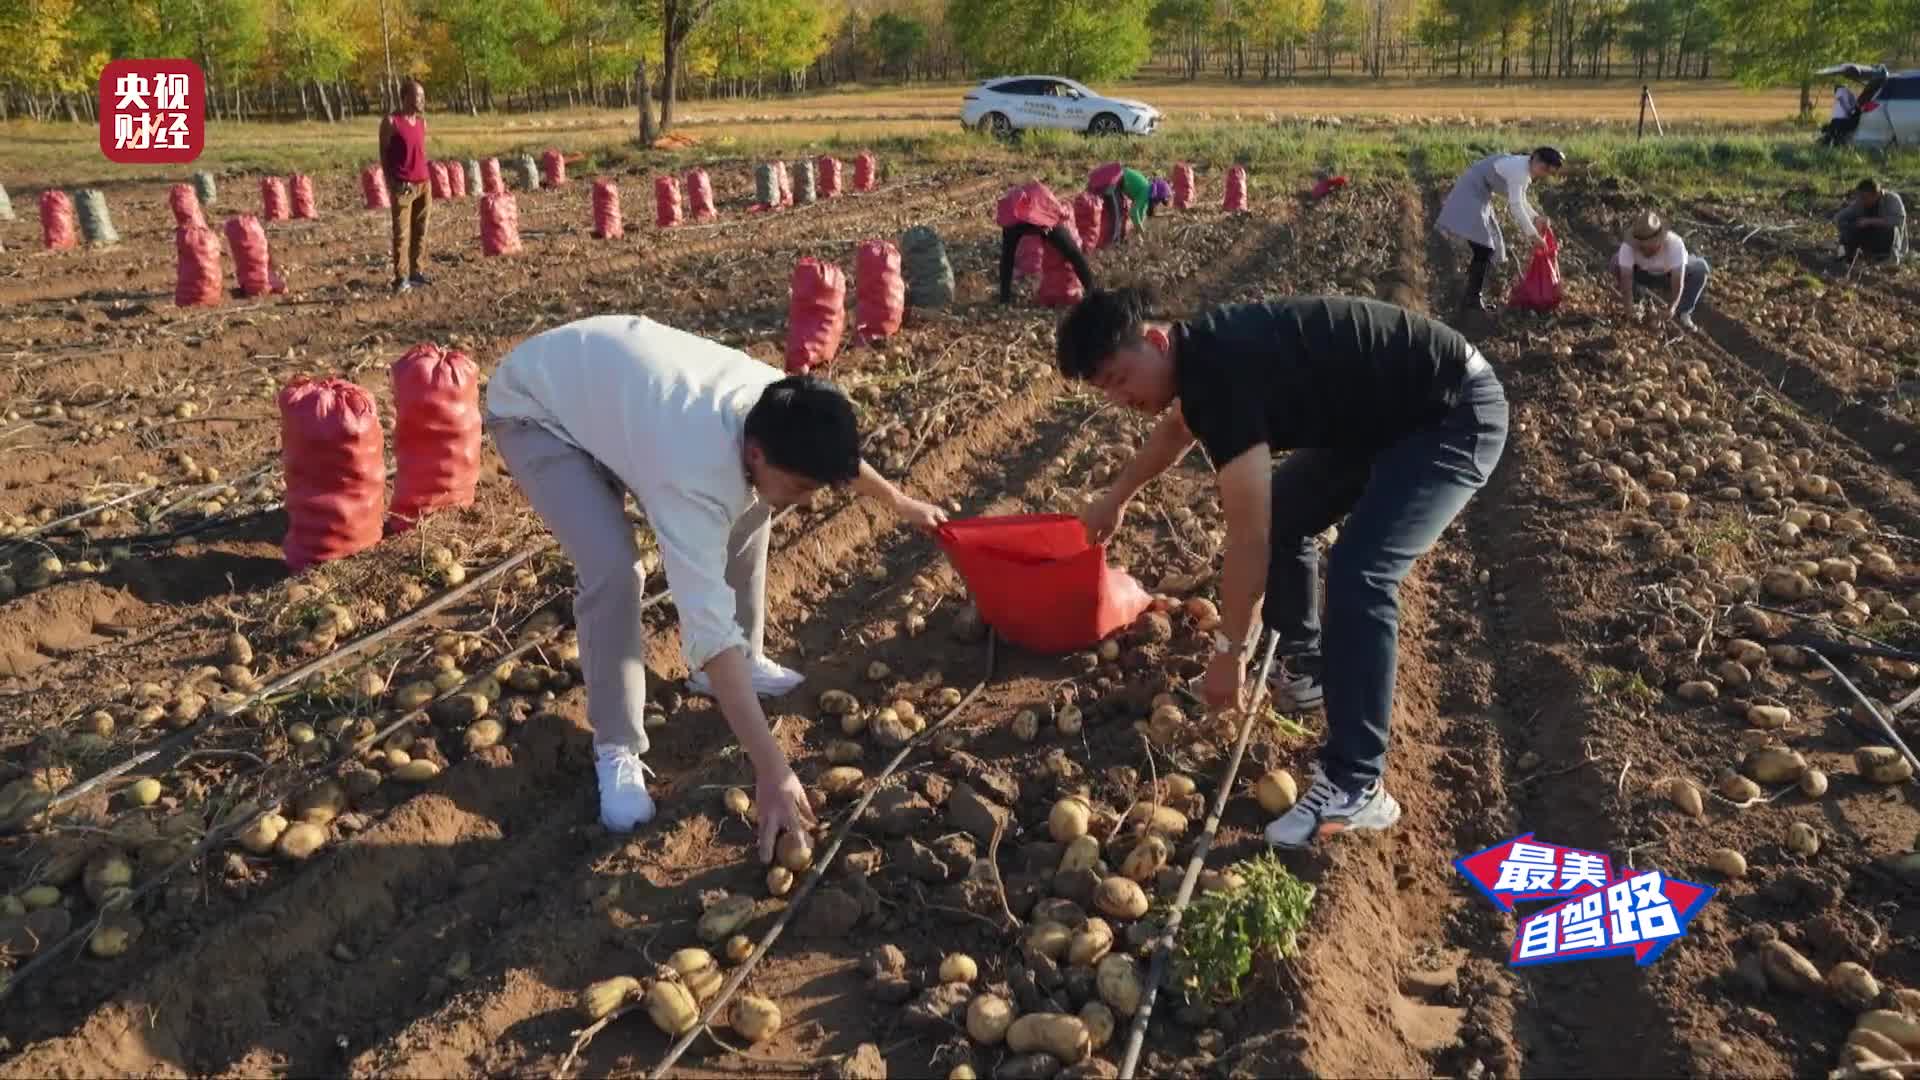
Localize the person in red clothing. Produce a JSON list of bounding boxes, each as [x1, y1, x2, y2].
[[997, 179, 1094, 304], [380, 79, 433, 294]]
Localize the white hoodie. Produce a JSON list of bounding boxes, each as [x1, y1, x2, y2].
[[485, 314, 781, 673]]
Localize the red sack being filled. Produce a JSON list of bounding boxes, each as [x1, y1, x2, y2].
[[40, 191, 76, 250], [591, 178, 624, 238], [785, 258, 846, 374], [1036, 219, 1085, 307], [654, 176, 681, 229], [1171, 163, 1195, 210], [481, 158, 505, 196], [1072, 192, 1104, 254], [447, 162, 467, 200], [1015, 234, 1043, 279], [855, 239, 905, 341], [540, 149, 566, 188], [817, 156, 841, 198], [1308, 175, 1349, 201], [290, 174, 318, 219], [279, 376, 386, 573], [388, 343, 481, 532], [481, 193, 522, 256], [361, 165, 390, 210], [173, 225, 224, 307], [1508, 226, 1564, 313], [261, 176, 289, 221], [429, 161, 451, 200], [169, 183, 206, 229], [686, 169, 716, 221], [854, 152, 877, 192], [935, 514, 1151, 654], [226, 215, 272, 296], [1223, 165, 1249, 212]]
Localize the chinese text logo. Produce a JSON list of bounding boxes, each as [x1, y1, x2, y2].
[[99, 60, 205, 164], [1455, 833, 1714, 967]]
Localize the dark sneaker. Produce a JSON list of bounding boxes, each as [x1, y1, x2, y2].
[[1268, 653, 1325, 711], [408, 272, 433, 286], [1265, 767, 1402, 849]]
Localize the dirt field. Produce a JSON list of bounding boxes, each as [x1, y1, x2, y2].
[[1, 140, 1918, 1080]]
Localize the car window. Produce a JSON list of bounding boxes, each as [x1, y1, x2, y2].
[[999, 80, 1041, 96], [1879, 77, 1920, 100]]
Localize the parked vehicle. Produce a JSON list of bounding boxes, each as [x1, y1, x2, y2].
[[961, 76, 1162, 138], [1816, 63, 1920, 148]]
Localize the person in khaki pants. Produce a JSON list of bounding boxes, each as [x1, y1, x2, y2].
[[380, 79, 432, 293], [484, 314, 947, 861]]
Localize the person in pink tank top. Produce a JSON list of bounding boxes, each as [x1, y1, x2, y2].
[[379, 79, 433, 293]]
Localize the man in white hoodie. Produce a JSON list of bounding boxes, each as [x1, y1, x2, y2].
[[485, 314, 947, 862]]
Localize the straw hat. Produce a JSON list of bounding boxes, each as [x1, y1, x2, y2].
[[1629, 211, 1667, 242]]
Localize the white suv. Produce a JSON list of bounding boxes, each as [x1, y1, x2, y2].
[[962, 76, 1162, 138]]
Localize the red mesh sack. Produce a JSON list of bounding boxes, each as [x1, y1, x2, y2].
[[1036, 219, 1085, 307], [1015, 233, 1043, 279], [1086, 162, 1125, 192], [481, 193, 522, 256], [173, 225, 224, 307], [654, 176, 681, 229], [1072, 192, 1104, 253], [854, 152, 878, 192], [685, 169, 716, 221], [1508, 227, 1564, 313], [290, 174, 318, 219], [225, 215, 272, 296], [1171, 163, 1196, 209], [447, 162, 467, 199], [279, 376, 386, 572], [1224, 165, 1249, 212], [817, 156, 842, 198], [785, 257, 846, 374], [1308, 175, 1349, 200], [388, 343, 481, 532], [169, 183, 206, 229], [935, 514, 1152, 654], [481, 158, 505, 196], [855, 239, 905, 341], [429, 161, 451, 200], [361, 165, 390, 210], [40, 191, 76, 250], [540, 149, 566, 188], [261, 176, 289, 221], [590, 179, 624, 238]]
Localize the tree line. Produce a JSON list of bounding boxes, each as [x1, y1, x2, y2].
[[0, 0, 1913, 127]]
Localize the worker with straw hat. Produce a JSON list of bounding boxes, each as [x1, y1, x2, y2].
[[1611, 210, 1709, 332]]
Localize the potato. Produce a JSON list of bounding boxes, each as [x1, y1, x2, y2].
[[88, 920, 136, 958], [1006, 1013, 1091, 1064], [1080, 1001, 1116, 1051], [1049, 797, 1092, 844], [967, 993, 1017, 1045], [766, 866, 795, 897], [237, 812, 288, 855], [1857, 746, 1915, 785], [276, 821, 328, 860], [818, 767, 865, 800], [1184, 598, 1221, 631], [668, 947, 724, 1002], [1708, 848, 1747, 878], [1820, 558, 1859, 584], [1096, 953, 1144, 1016], [1255, 769, 1299, 815], [646, 978, 700, 1036], [1760, 940, 1824, 994], [395, 681, 437, 711], [840, 710, 869, 737], [1800, 769, 1829, 798], [1058, 835, 1101, 876], [1676, 681, 1718, 704], [127, 778, 162, 806], [1012, 710, 1041, 743], [820, 690, 858, 716], [578, 975, 641, 1020], [940, 953, 979, 984], [1863, 552, 1900, 582], [1121, 834, 1170, 883], [83, 852, 134, 906], [225, 632, 254, 666], [1763, 570, 1812, 601], [1665, 778, 1704, 818], [730, 994, 782, 1043], [1858, 1010, 1920, 1052], [1828, 962, 1881, 1012], [725, 934, 754, 964], [1746, 705, 1791, 730], [1057, 705, 1084, 736], [826, 741, 864, 765], [1787, 822, 1820, 857], [871, 710, 916, 749], [1027, 920, 1073, 961], [1847, 1027, 1908, 1061], [21, 884, 61, 910], [1068, 918, 1114, 967], [1715, 660, 1752, 688], [391, 760, 442, 783], [723, 787, 752, 816], [1742, 746, 1808, 783], [464, 718, 505, 752], [698, 894, 756, 942], [1718, 770, 1761, 802], [1095, 876, 1149, 920], [1125, 802, 1188, 838], [949, 1067, 977, 1080]]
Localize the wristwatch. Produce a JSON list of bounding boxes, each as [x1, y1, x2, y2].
[[1211, 630, 1237, 656]]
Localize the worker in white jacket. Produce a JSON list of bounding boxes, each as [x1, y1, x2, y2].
[[1435, 146, 1565, 319], [484, 314, 947, 859]]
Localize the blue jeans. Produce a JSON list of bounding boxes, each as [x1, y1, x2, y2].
[[1261, 364, 1509, 789], [1630, 256, 1710, 316]]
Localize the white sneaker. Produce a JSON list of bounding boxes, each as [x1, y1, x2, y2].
[[1264, 766, 1401, 849], [1677, 313, 1698, 333], [686, 655, 806, 699], [594, 745, 656, 831]]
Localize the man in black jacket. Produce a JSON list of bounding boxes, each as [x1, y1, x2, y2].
[[1058, 288, 1508, 848]]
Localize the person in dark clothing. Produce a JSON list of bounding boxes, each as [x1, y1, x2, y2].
[[1833, 178, 1908, 266], [1057, 288, 1508, 849], [996, 180, 1094, 304]]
